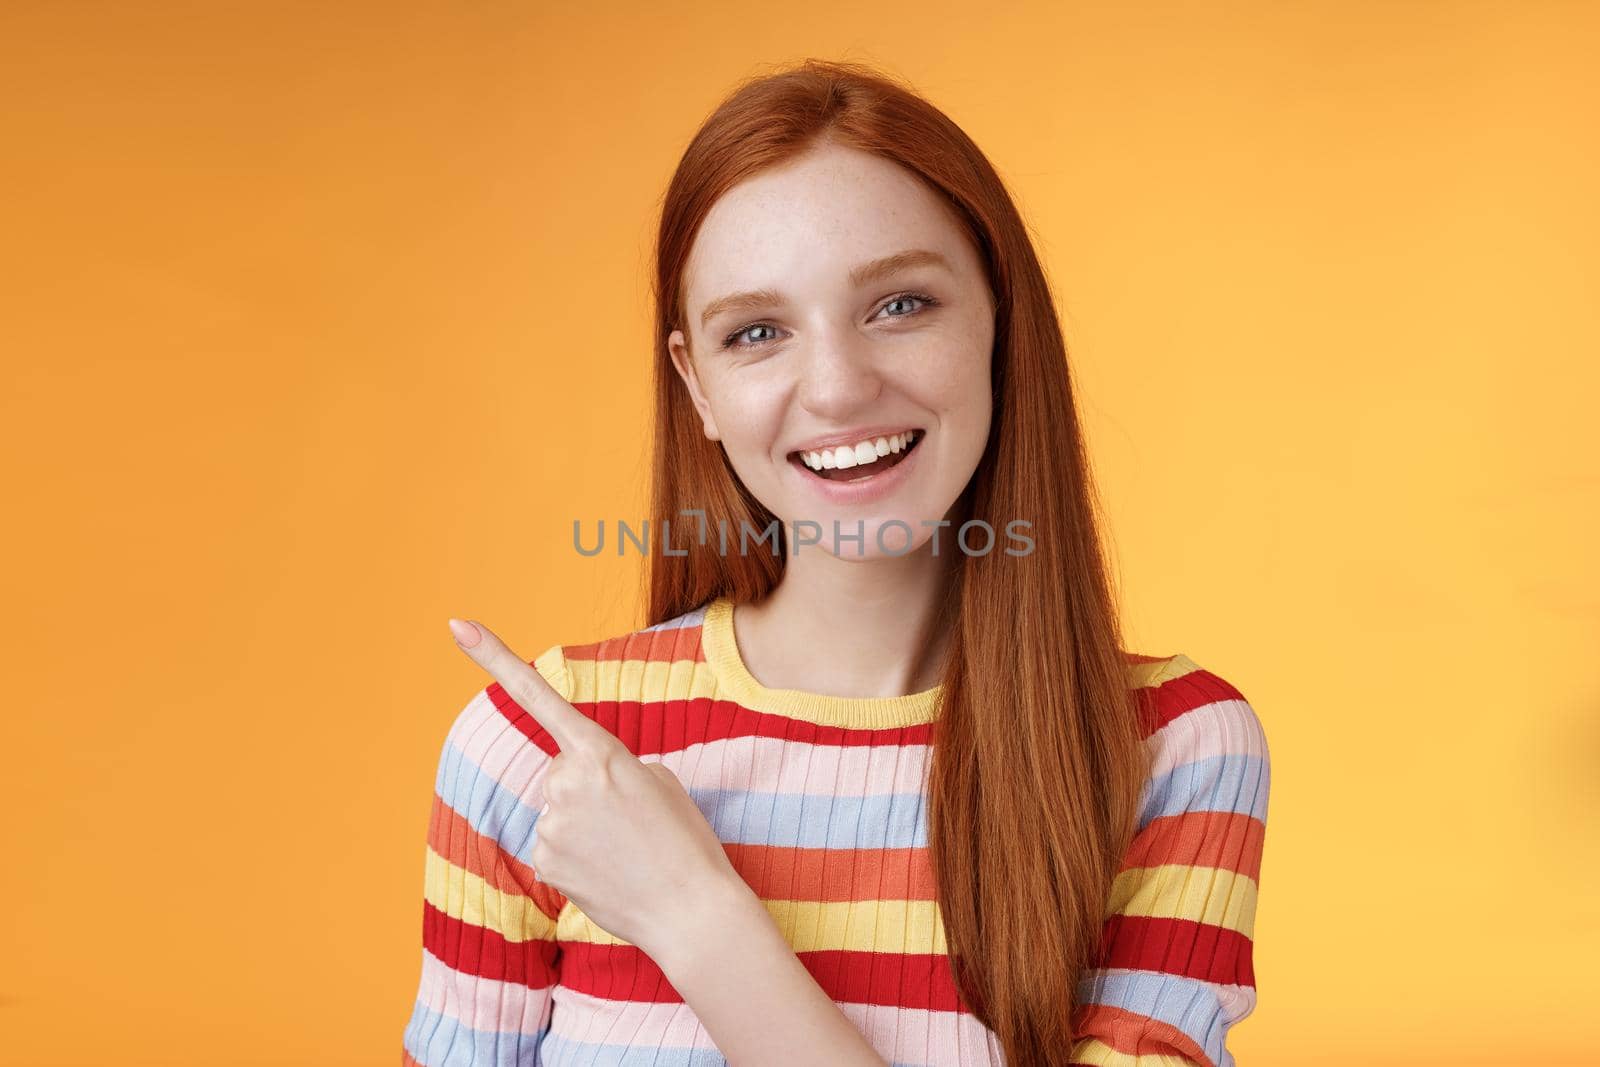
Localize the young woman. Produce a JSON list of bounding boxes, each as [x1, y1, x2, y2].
[[404, 59, 1270, 1067]]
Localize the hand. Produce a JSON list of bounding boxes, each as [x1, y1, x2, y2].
[[445, 616, 745, 958]]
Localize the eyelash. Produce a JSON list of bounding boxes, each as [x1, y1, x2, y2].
[[718, 292, 941, 350]]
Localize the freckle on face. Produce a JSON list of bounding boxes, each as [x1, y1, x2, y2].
[[675, 143, 995, 543]]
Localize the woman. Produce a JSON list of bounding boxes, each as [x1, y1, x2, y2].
[[403, 59, 1270, 1067]]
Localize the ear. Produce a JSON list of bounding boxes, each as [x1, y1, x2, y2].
[[667, 328, 721, 442]]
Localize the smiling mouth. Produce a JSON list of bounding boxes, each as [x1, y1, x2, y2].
[[788, 430, 923, 482]]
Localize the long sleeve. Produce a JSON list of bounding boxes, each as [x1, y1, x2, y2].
[[401, 645, 572, 1067], [1068, 659, 1271, 1067]]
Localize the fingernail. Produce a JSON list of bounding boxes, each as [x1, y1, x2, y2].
[[447, 618, 481, 648]]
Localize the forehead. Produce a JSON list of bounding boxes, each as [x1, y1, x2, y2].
[[682, 144, 975, 311]]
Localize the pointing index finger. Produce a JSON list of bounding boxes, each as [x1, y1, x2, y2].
[[448, 618, 607, 753]]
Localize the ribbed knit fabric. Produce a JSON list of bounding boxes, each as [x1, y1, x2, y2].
[[402, 595, 1270, 1067]]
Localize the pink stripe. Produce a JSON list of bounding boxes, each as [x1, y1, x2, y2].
[[548, 986, 711, 1050], [547, 986, 1004, 1062], [839, 999, 1004, 1063], [447, 689, 552, 799], [451, 684, 1268, 803], [453, 688, 934, 797], [1214, 982, 1258, 1025], [655, 734, 932, 795], [1145, 698, 1267, 779], [416, 947, 555, 1035]]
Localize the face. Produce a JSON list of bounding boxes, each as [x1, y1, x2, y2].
[[667, 140, 996, 561]]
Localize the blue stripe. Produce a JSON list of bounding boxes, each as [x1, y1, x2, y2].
[[536, 1029, 928, 1066], [689, 785, 928, 849], [536, 1030, 726, 1066], [1138, 752, 1268, 828], [402, 999, 554, 1066], [436, 734, 927, 861], [1076, 968, 1234, 1067], [436, 741, 935, 859], [642, 604, 709, 632], [434, 734, 545, 865], [406, 990, 934, 1065]]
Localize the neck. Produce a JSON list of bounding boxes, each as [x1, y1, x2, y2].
[[734, 534, 960, 699]]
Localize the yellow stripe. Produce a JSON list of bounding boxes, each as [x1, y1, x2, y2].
[[422, 847, 559, 943], [532, 643, 571, 701], [1106, 862, 1258, 935], [562, 652, 1188, 705], [563, 655, 712, 705], [1066, 1037, 1199, 1066], [1130, 653, 1201, 689], [556, 897, 949, 954]]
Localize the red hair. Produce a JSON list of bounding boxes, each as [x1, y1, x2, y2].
[[641, 59, 1147, 1063]]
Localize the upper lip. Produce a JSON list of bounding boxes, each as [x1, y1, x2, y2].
[[786, 425, 922, 457]]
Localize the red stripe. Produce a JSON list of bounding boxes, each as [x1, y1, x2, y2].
[[420, 900, 560, 988], [486, 685, 940, 756], [1070, 1002, 1214, 1066], [1138, 665, 1248, 736], [1097, 913, 1255, 987], [557, 941, 975, 1012], [725, 842, 938, 902], [564, 623, 711, 665], [506, 626, 1187, 753], [1121, 809, 1266, 881]]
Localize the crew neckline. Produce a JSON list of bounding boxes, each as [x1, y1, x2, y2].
[[699, 595, 944, 729]]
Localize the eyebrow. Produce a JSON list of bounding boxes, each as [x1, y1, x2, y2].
[[698, 248, 953, 329]]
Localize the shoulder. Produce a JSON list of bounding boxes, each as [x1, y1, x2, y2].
[[543, 600, 714, 714], [467, 601, 713, 758], [1125, 652, 1271, 828], [1127, 651, 1268, 751], [426, 630, 615, 839]]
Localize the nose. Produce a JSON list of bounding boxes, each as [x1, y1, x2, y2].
[[795, 330, 885, 419]]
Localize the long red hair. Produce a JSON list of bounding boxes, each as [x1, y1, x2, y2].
[[641, 59, 1148, 1063]]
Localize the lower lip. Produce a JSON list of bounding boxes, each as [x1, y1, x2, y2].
[[786, 435, 924, 505]]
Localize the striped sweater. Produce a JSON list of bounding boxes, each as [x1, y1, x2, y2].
[[402, 595, 1270, 1066]]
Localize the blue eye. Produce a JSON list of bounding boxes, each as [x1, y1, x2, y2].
[[719, 291, 940, 350], [724, 322, 781, 348]]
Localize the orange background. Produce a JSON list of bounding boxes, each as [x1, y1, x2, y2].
[[2, 2, 1596, 1064]]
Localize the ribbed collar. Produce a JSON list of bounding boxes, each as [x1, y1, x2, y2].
[[698, 596, 943, 729]]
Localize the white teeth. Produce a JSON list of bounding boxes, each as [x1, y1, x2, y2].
[[796, 430, 920, 471]]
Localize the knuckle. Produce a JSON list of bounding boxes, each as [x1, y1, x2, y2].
[[534, 809, 557, 842], [569, 743, 609, 775]]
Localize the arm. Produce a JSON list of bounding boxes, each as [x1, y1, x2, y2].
[[649, 878, 890, 1067], [402, 648, 570, 1066], [439, 623, 887, 1065], [1068, 660, 1271, 1067]]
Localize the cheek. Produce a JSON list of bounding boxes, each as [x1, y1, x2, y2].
[[703, 374, 789, 456], [909, 338, 992, 425]]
